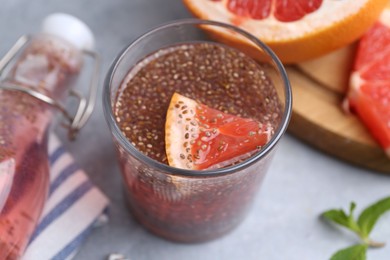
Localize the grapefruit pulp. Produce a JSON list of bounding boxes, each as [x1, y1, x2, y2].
[[165, 93, 273, 170], [345, 8, 390, 156]]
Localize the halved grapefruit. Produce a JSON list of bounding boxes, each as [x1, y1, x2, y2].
[[165, 93, 272, 170], [183, 0, 388, 63], [345, 8, 390, 157]]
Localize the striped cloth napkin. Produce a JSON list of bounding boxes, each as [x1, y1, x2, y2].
[[22, 134, 110, 260]]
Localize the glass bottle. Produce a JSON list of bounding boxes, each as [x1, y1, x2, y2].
[[0, 13, 97, 259]]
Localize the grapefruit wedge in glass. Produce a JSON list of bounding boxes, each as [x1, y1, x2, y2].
[[165, 93, 273, 170], [183, 0, 388, 63], [345, 8, 390, 157]]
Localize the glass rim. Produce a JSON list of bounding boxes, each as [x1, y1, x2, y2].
[[103, 18, 292, 178]]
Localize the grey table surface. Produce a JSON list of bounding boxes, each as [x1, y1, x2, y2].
[[1, 0, 390, 259]]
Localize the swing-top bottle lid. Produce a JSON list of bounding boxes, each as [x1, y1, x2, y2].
[[41, 13, 95, 51]]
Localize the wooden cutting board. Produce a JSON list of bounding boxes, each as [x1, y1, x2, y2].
[[287, 45, 390, 173]]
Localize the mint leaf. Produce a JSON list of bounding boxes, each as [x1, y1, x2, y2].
[[322, 202, 360, 234], [330, 244, 367, 260], [322, 209, 350, 228], [324, 197, 390, 259], [350, 202, 356, 214], [357, 196, 390, 238]]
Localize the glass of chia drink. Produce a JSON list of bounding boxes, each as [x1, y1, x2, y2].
[[103, 19, 292, 243]]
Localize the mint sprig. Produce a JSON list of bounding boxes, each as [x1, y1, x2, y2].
[[322, 196, 390, 259]]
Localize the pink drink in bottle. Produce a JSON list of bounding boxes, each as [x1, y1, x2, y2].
[[0, 13, 95, 259]]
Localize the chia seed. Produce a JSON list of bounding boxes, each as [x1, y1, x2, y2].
[[114, 42, 282, 166]]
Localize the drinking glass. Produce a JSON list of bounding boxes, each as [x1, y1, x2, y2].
[[103, 19, 292, 242]]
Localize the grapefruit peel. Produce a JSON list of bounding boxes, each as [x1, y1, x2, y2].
[[183, 0, 388, 63]]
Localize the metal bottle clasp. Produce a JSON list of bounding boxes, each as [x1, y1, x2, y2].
[[0, 35, 100, 140]]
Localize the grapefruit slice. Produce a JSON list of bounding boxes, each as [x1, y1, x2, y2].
[[183, 0, 388, 63], [165, 93, 272, 170], [345, 8, 390, 157]]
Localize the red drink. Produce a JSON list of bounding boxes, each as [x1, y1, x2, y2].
[[0, 34, 83, 258], [104, 20, 291, 243], [0, 12, 96, 257]]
